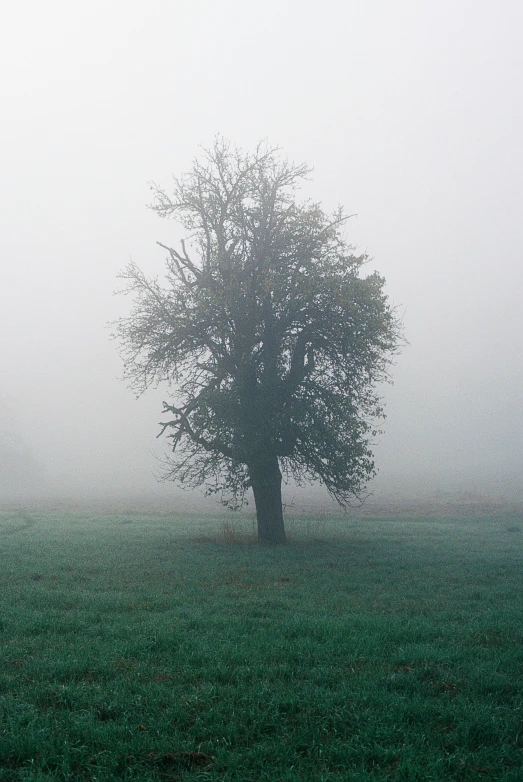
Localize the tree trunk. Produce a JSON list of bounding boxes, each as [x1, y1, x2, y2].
[[249, 457, 287, 544]]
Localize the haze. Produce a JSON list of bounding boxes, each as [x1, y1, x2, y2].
[[1, 0, 521, 509]]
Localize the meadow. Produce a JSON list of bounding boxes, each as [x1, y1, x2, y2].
[[0, 506, 522, 780]]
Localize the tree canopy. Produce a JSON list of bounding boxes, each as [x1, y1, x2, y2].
[[115, 139, 402, 542]]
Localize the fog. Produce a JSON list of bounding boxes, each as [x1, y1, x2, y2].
[[1, 0, 522, 510]]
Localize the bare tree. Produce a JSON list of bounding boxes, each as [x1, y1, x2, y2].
[[114, 139, 402, 543]]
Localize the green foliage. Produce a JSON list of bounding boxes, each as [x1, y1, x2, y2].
[[114, 140, 402, 509], [0, 509, 522, 779]]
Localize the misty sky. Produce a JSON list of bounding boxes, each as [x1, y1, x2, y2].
[[1, 0, 522, 505]]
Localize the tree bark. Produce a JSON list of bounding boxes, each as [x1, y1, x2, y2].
[[249, 457, 287, 544]]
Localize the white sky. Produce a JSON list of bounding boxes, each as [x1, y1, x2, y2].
[[1, 0, 522, 504]]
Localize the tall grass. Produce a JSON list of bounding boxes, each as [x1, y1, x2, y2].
[[0, 508, 521, 779]]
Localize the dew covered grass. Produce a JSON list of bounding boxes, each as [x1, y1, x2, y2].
[[0, 507, 522, 780]]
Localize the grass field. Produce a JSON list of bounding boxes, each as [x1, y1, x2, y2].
[[0, 507, 522, 780]]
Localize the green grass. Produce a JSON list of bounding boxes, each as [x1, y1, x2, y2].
[[0, 507, 522, 780]]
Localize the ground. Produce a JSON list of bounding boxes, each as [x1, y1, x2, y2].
[[0, 506, 521, 780]]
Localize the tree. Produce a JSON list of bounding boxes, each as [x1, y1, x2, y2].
[[115, 139, 402, 543]]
